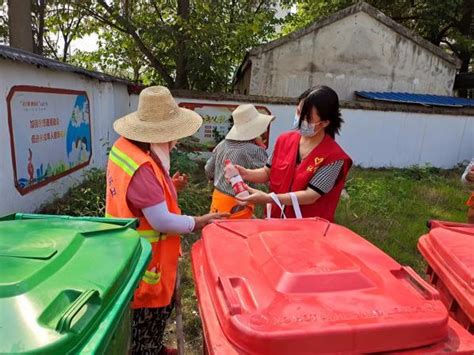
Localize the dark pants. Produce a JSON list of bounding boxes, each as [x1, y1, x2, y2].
[[131, 302, 174, 354]]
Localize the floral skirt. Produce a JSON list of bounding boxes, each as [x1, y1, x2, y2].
[[131, 302, 174, 354]]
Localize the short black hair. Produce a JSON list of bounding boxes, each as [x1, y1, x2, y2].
[[299, 85, 343, 138], [297, 86, 318, 103]]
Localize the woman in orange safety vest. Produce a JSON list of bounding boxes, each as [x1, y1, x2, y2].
[[106, 86, 226, 354]]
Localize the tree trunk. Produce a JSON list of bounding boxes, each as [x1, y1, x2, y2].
[[8, 0, 34, 52], [175, 0, 190, 89], [456, 0, 473, 97], [133, 65, 140, 83], [62, 37, 69, 62], [36, 0, 46, 55], [457, 51, 472, 97]]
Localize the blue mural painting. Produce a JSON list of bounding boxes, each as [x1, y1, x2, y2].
[[66, 95, 91, 168], [13, 89, 92, 192]]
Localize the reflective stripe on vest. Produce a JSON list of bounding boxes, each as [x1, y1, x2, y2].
[[105, 213, 167, 243], [109, 146, 140, 176], [143, 270, 161, 285], [137, 230, 168, 243]]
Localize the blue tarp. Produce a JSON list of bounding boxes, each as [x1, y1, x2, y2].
[[356, 91, 474, 108]]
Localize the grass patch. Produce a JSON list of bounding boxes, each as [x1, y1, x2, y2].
[[40, 168, 106, 216], [336, 166, 469, 273], [39, 161, 470, 353]]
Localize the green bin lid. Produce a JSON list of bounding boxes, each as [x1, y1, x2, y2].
[[0, 214, 150, 354]]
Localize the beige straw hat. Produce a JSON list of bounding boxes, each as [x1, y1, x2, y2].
[[226, 104, 274, 141], [113, 86, 202, 143]]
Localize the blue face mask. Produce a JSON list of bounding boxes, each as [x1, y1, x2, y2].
[[293, 113, 300, 128], [300, 120, 323, 137]]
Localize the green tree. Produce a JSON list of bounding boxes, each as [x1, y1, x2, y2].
[[0, 1, 8, 45], [282, 0, 473, 96], [73, 0, 281, 91], [38, 0, 93, 61], [0, 0, 93, 60], [70, 30, 148, 83]]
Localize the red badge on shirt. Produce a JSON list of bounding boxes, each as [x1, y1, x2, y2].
[[306, 157, 325, 173]]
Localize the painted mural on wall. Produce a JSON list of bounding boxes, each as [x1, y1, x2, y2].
[[7, 86, 92, 195], [178, 102, 272, 149]]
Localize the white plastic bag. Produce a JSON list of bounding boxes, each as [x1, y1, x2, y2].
[[266, 192, 302, 219]]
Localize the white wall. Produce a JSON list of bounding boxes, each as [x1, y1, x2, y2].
[[339, 109, 473, 168], [0, 60, 134, 215]]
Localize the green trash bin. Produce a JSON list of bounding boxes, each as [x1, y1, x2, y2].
[[0, 213, 151, 354]]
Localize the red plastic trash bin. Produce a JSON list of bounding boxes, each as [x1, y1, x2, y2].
[[419, 220, 474, 333], [192, 219, 452, 354]]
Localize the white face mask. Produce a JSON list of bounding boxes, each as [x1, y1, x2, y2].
[[293, 113, 300, 128], [150, 142, 171, 173], [299, 120, 323, 137]]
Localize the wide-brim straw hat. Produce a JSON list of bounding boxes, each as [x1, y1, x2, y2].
[[114, 86, 202, 143], [226, 104, 274, 141]]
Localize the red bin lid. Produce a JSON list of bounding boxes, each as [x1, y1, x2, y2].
[[390, 317, 474, 354], [418, 221, 474, 322], [196, 219, 448, 354]]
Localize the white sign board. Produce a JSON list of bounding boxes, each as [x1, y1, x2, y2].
[[179, 102, 272, 149], [7, 86, 92, 194]]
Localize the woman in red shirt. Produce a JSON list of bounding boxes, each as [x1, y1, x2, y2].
[[237, 86, 352, 222]]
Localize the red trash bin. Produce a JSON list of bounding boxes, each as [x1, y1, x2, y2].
[[419, 220, 474, 332], [192, 219, 455, 354]]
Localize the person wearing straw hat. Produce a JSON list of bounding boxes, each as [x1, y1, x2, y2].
[[205, 104, 273, 219], [106, 86, 227, 354]]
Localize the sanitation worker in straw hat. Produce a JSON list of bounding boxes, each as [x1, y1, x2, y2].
[[105, 86, 227, 354], [205, 104, 274, 219]]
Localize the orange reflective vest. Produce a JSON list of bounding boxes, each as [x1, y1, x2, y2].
[[467, 192, 474, 208], [106, 137, 180, 309], [210, 189, 254, 219]]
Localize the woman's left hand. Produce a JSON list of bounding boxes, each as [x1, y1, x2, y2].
[[172, 171, 188, 192], [237, 186, 271, 204]]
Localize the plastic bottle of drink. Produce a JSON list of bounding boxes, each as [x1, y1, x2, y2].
[[224, 160, 249, 204]]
